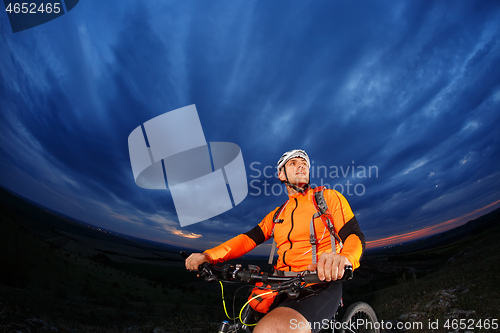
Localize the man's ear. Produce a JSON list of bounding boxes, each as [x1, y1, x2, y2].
[[278, 169, 286, 182]]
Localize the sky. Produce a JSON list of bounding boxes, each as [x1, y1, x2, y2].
[[1, 0, 500, 255]]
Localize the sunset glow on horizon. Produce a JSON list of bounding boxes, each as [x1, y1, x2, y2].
[[366, 199, 500, 249]]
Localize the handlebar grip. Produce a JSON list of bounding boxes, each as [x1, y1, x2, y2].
[[343, 265, 353, 280], [180, 251, 213, 277], [304, 265, 353, 283]]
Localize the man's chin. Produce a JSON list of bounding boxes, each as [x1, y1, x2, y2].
[[292, 181, 309, 188], [295, 176, 309, 184]]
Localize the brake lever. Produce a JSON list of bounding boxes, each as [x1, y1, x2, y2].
[[200, 262, 217, 282]]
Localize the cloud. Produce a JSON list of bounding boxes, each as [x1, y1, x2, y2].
[[1, 1, 499, 253]]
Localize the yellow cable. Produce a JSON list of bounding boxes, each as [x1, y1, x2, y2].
[[219, 280, 279, 327], [219, 281, 237, 320], [238, 290, 278, 327]]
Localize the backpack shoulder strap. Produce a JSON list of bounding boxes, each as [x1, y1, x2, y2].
[[313, 186, 329, 215], [272, 202, 287, 224], [268, 201, 287, 265], [312, 186, 343, 251]]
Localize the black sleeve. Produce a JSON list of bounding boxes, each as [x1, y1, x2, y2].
[[338, 216, 366, 251], [244, 225, 266, 246]]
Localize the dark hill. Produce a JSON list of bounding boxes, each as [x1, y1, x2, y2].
[[0, 187, 220, 332], [368, 211, 500, 332]]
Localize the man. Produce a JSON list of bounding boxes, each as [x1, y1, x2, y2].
[[185, 149, 365, 333]]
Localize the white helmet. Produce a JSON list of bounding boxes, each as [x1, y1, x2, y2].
[[276, 149, 310, 172]]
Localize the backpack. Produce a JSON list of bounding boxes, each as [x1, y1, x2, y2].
[[267, 186, 344, 266]]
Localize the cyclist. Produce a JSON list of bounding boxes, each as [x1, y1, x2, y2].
[[185, 149, 365, 333]]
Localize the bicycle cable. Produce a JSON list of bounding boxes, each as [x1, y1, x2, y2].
[[219, 279, 280, 327], [232, 284, 254, 326], [219, 280, 237, 321], [238, 290, 278, 327]]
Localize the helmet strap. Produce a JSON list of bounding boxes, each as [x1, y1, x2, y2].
[[281, 167, 310, 194]]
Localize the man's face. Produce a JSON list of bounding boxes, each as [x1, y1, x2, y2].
[[278, 157, 309, 185]]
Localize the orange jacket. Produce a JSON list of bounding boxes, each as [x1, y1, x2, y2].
[[204, 187, 365, 272]]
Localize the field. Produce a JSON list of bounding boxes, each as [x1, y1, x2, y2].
[[0, 188, 222, 332], [355, 209, 500, 332], [1, 186, 499, 332]]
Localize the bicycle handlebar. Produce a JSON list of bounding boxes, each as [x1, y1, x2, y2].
[[182, 252, 353, 284], [219, 263, 352, 284]]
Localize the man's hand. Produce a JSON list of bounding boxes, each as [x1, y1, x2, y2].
[[185, 253, 211, 271], [307, 252, 352, 281]]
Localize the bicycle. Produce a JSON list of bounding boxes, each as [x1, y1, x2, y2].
[[182, 252, 380, 333]]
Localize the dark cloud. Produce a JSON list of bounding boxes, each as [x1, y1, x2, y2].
[[1, 1, 499, 252]]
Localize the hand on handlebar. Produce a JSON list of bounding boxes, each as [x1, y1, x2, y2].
[[307, 252, 353, 282], [184, 252, 211, 271]]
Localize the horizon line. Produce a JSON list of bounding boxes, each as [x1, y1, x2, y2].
[[366, 199, 500, 249]]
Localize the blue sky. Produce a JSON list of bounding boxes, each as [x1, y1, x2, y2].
[[1, 0, 500, 254]]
